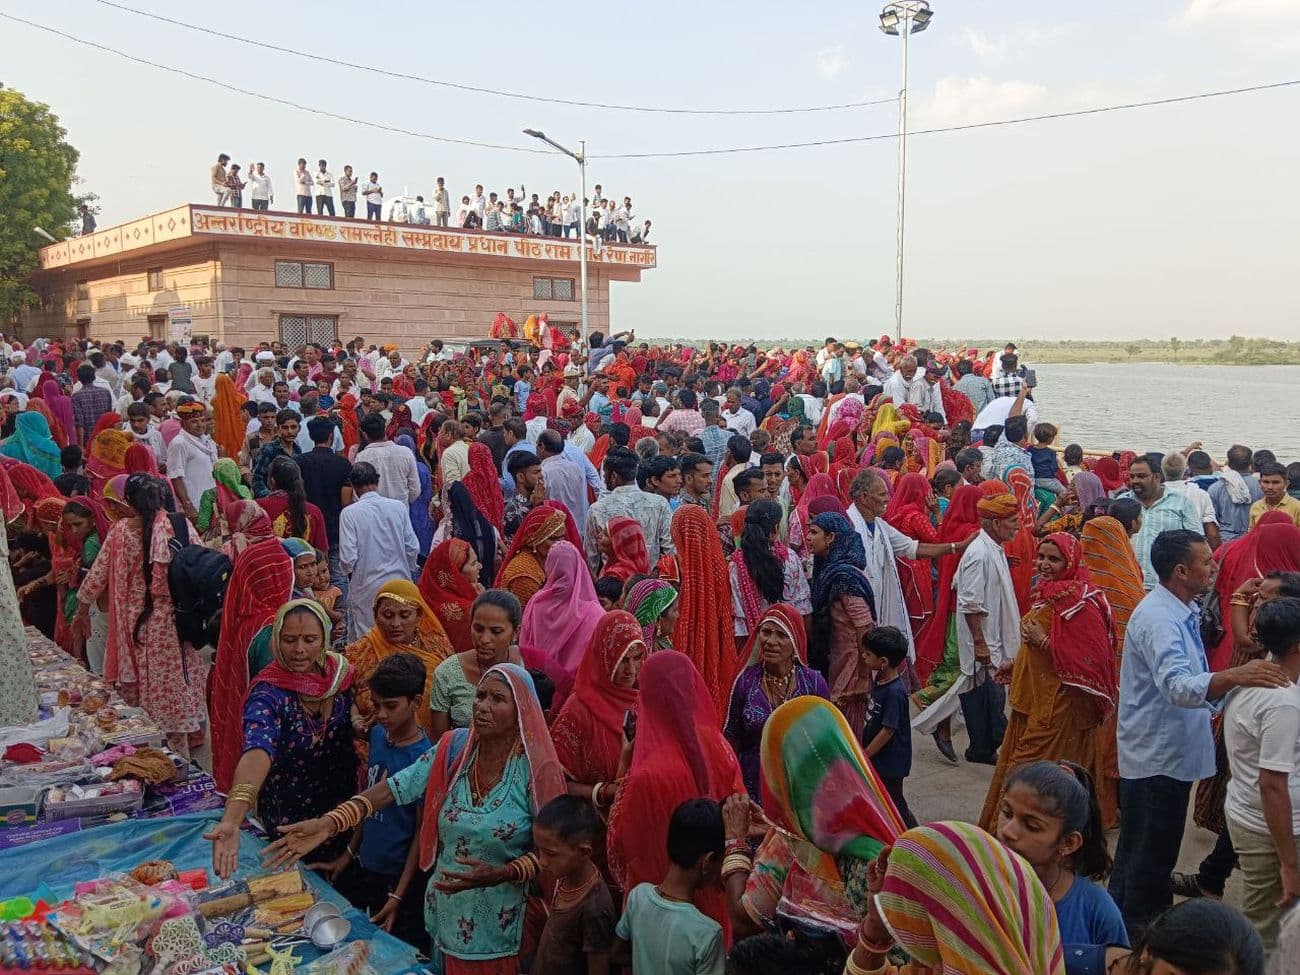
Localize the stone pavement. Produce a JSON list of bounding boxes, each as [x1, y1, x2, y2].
[[905, 717, 1245, 904]]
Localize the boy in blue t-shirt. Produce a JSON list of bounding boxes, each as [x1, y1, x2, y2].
[[1028, 422, 1066, 498], [860, 626, 917, 828], [613, 798, 727, 975], [321, 652, 431, 950]]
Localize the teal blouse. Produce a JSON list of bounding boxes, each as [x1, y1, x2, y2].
[[387, 746, 534, 961]]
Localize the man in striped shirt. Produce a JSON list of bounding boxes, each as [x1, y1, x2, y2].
[[1122, 456, 1203, 589]]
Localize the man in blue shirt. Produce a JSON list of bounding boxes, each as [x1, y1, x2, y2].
[[1207, 444, 1262, 543], [1109, 529, 1290, 938]]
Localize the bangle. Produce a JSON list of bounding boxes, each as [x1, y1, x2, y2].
[[857, 932, 895, 954], [344, 848, 355, 862], [228, 783, 259, 806], [591, 782, 604, 806], [385, 892, 402, 902], [721, 852, 752, 879], [844, 953, 883, 975], [1230, 595, 1252, 607], [724, 837, 748, 854]]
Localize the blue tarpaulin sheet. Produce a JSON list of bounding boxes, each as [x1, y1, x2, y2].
[[0, 811, 425, 972]]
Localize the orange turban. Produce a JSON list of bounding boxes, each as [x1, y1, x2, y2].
[[976, 493, 1018, 518]]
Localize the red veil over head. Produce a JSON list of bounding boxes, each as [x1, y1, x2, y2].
[[1208, 513, 1300, 670], [549, 610, 641, 786], [607, 651, 743, 932], [1032, 532, 1119, 717], [670, 504, 738, 723]]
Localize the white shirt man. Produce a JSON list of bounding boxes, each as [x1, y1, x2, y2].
[[362, 179, 383, 208], [973, 394, 1039, 434], [340, 487, 419, 641], [314, 167, 335, 203], [192, 369, 217, 405], [354, 439, 420, 505], [847, 501, 919, 660], [248, 167, 273, 205], [914, 511, 1021, 755], [166, 423, 219, 513], [723, 403, 756, 438], [294, 166, 313, 200]]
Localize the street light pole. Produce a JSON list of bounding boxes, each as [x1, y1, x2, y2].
[[880, 1, 933, 344], [523, 128, 589, 347]]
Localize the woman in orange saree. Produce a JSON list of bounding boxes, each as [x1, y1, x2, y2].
[[977, 533, 1119, 831], [1080, 514, 1146, 823]]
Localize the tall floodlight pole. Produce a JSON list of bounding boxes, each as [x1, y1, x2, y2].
[[880, 1, 933, 343], [523, 129, 589, 347]]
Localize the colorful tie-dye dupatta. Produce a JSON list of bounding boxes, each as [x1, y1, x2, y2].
[[759, 696, 906, 872], [878, 821, 1065, 974]]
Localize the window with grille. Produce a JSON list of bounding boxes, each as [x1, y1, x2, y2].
[[278, 314, 338, 348], [75, 281, 89, 301], [147, 268, 164, 292], [532, 276, 576, 301], [275, 260, 333, 289]]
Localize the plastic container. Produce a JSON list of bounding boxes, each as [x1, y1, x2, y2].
[[43, 783, 144, 821], [0, 786, 44, 829]]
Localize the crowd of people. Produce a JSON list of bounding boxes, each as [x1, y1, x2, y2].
[[0, 325, 1298, 974], [205, 153, 652, 242]]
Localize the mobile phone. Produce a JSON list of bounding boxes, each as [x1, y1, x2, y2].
[[622, 709, 637, 742]]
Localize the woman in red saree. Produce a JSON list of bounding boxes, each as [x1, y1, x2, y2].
[[335, 393, 361, 454], [463, 442, 505, 535], [670, 503, 738, 723], [418, 538, 484, 652], [884, 473, 939, 643], [977, 532, 1119, 831], [550, 611, 643, 821], [1205, 512, 1300, 670], [607, 651, 745, 935]]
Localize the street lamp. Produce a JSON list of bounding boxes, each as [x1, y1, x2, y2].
[[879, 1, 933, 343], [523, 128, 589, 347]]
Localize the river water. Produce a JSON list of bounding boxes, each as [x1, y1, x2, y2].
[[1028, 363, 1300, 459]]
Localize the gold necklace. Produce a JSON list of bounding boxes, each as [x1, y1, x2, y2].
[[762, 667, 794, 704], [552, 870, 599, 909]]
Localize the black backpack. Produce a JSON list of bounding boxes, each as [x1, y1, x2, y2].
[[166, 513, 232, 649]]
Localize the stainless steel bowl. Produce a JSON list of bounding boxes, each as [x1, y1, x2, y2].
[[308, 914, 351, 950], [302, 901, 341, 932]]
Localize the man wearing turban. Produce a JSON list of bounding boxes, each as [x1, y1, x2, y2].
[[913, 486, 1022, 764]]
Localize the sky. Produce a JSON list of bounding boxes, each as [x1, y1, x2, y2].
[[4, 0, 1299, 342]]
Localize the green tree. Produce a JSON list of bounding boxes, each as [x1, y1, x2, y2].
[[1125, 342, 1142, 359], [0, 84, 86, 324], [1169, 336, 1181, 360]]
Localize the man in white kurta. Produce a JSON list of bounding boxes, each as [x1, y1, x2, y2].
[[913, 495, 1021, 763], [339, 464, 419, 641], [846, 481, 919, 661]]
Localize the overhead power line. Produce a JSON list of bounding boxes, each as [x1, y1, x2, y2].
[[87, 0, 899, 116], [0, 12, 546, 154], [5, 11, 1297, 160], [591, 79, 1300, 157]]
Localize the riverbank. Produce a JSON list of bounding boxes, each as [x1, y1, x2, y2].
[[917, 337, 1300, 365]]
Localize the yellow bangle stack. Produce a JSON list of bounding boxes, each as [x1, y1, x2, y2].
[[721, 852, 752, 880], [325, 794, 375, 836], [228, 783, 258, 807]]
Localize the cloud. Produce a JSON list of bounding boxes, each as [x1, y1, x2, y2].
[[816, 45, 849, 80], [1185, 0, 1300, 20], [964, 29, 1007, 60], [964, 24, 1073, 60], [921, 76, 1049, 125]]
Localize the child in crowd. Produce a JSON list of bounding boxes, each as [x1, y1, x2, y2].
[[124, 401, 166, 468], [1028, 422, 1066, 498], [53, 444, 90, 497], [532, 795, 617, 974], [324, 653, 431, 951], [1063, 443, 1086, 480], [614, 798, 727, 975], [310, 550, 344, 645], [595, 575, 624, 610], [860, 627, 916, 828], [994, 760, 1128, 957], [931, 467, 961, 520]]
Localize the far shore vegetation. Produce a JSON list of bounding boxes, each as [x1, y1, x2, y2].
[[642, 336, 1300, 365]]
